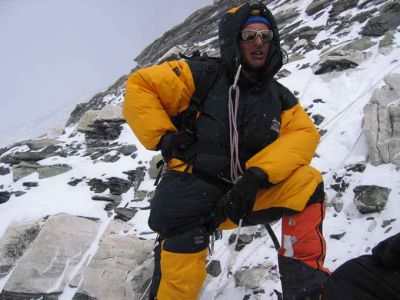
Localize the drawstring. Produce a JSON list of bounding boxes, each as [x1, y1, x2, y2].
[[228, 64, 243, 184]]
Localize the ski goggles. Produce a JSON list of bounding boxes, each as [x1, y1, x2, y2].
[[240, 29, 273, 43]]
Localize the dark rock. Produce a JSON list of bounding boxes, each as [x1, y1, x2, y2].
[[361, 2, 400, 36], [330, 232, 346, 240], [329, 0, 358, 18], [131, 153, 138, 159], [312, 114, 325, 125], [87, 178, 109, 193], [0, 191, 11, 204], [0, 147, 7, 157], [123, 170, 137, 182], [13, 191, 26, 197], [0, 166, 10, 175], [229, 234, 254, 251], [345, 162, 366, 173], [358, 0, 374, 9], [319, 129, 328, 136], [299, 63, 310, 70], [314, 56, 358, 74], [117, 145, 137, 156], [382, 219, 396, 228], [313, 99, 325, 103], [108, 177, 133, 195], [206, 260, 222, 277], [349, 8, 378, 24], [68, 178, 85, 186], [114, 207, 138, 221], [0, 145, 60, 165], [102, 154, 120, 163], [306, 0, 332, 16], [134, 167, 146, 191], [22, 182, 38, 188], [92, 196, 116, 202], [353, 185, 391, 214], [330, 174, 350, 193], [384, 227, 392, 234], [85, 121, 124, 141]]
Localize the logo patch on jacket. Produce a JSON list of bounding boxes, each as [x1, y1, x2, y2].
[[270, 118, 281, 134]]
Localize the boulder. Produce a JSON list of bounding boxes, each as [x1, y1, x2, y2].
[[74, 220, 154, 300], [313, 54, 358, 74], [329, 0, 358, 17], [37, 164, 72, 179], [361, 2, 400, 36], [25, 139, 62, 151], [148, 154, 164, 179], [0, 166, 10, 176], [207, 260, 222, 277], [77, 110, 100, 132], [306, 0, 332, 16], [353, 185, 391, 214], [363, 76, 400, 166], [114, 207, 138, 221], [234, 263, 278, 290], [12, 162, 41, 182], [0, 191, 11, 204], [379, 30, 396, 54], [2, 214, 100, 299], [0, 219, 43, 279], [108, 177, 133, 195], [341, 37, 377, 51], [97, 104, 123, 122], [117, 144, 137, 156], [0, 145, 60, 165], [384, 73, 400, 95]]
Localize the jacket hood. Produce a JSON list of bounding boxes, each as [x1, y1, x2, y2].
[[218, 1, 283, 80]]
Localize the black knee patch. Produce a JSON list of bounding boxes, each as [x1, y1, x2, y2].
[[163, 226, 210, 253]]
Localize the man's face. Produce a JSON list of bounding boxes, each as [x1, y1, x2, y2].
[[239, 22, 271, 70]]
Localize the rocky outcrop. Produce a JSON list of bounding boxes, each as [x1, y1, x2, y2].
[[77, 104, 125, 141], [306, 0, 332, 16], [0, 219, 43, 279], [361, 1, 400, 36], [363, 73, 400, 166], [353, 185, 391, 213], [0, 145, 61, 165], [74, 220, 153, 300], [1, 214, 100, 299], [0, 192, 11, 204], [13, 162, 72, 181], [234, 262, 279, 290]]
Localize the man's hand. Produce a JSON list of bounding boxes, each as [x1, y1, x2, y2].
[[372, 233, 400, 271], [158, 131, 197, 162], [220, 168, 265, 224]]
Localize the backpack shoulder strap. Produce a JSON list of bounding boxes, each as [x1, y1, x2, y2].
[[172, 56, 220, 133]]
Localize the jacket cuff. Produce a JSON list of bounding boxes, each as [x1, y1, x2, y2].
[[247, 167, 272, 188]]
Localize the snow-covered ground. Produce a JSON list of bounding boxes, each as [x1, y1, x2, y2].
[[0, 0, 399, 299]]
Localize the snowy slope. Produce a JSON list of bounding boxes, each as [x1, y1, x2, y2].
[[0, 0, 400, 299]]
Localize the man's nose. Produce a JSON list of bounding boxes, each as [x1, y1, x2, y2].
[[254, 35, 264, 45]]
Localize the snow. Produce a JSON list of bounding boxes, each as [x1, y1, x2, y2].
[[1, 1, 400, 299]]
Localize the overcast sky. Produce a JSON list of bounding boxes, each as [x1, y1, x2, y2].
[[0, 0, 213, 146]]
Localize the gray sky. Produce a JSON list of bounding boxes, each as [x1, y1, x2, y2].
[[0, 0, 213, 146]]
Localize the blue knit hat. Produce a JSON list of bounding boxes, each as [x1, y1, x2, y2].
[[242, 15, 272, 28]]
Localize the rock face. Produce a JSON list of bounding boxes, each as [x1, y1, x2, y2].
[[1, 214, 100, 299], [13, 162, 72, 182], [0, 219, 43, 279], [306, 0, 332, 16], [353, 185, 391, 213], [363, 73, 400, 166], [361, 2, 400, 36], [0, 192, 11, 204], [74, 220, 154, 300]]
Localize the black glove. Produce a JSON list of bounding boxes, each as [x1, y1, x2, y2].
[[158, 131, 197, 162], [219, 167, 266, 225], [371, 233, 400, 271]]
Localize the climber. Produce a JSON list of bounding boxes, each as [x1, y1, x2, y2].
[[123, 1, 330, 299]]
